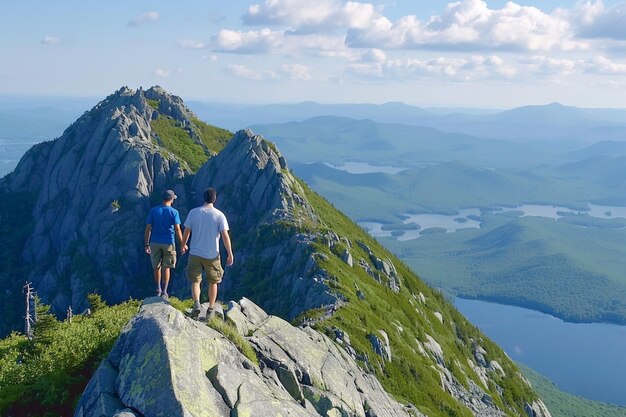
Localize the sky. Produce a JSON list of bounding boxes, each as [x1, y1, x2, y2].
[[2, 0, 626, 108]]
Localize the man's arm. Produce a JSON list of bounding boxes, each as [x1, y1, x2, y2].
[[144, 224, 152, 254], [221, 230, 234, 266], [174, 224, 183, 248], [181, 227, 191, 255]]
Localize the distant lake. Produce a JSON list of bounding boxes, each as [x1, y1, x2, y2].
[[455, 298, 626, 406], [587, 204, 626, 219], [360, 203, 626, 240], [499, 203, 626, 220], [499, 204, 573, 219], [323, 161, 407, 174]]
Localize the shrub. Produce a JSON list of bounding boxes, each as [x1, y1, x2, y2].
[[0, 298, 140, 415]]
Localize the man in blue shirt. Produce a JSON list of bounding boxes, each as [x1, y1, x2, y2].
[[144, 189, 183, 299]]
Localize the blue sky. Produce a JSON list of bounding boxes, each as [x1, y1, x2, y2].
[[2, 0, 626, 107]]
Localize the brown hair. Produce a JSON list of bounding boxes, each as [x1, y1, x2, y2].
[[204, 187, 217, 203]]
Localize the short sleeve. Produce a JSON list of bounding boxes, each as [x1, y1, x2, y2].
[[220, 213, 229, 232], [146, 208, 153, 225], [174, 209, 181, 225], [184, 209, 194, 230]]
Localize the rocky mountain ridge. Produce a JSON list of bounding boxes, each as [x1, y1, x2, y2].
[[0, 86, 334, 331], [1, 86, 551, 417]]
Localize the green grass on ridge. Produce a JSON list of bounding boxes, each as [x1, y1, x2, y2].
[[296, 178, 537, 417]]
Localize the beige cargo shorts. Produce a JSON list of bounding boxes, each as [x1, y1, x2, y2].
[[187, 255, 223, 284]]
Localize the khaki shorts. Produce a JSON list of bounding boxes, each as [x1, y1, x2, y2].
[[150, 243, 177, 269], [187, 255, 223, 284]]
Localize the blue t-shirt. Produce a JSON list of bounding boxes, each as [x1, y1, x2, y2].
[[146, 205, 181, 244]]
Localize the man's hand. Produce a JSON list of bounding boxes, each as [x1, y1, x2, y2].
[[145, 245, 151, 255], [226, 253, 234, 267], [180, 244, 188, 255]]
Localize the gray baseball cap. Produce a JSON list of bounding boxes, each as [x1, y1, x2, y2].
[[162, 189, 177, 200]]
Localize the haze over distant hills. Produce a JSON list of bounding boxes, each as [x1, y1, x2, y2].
[[188, 100, 626, 146]]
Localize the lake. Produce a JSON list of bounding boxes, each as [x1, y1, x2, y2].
[[455, 298, 626, 406], [323, 161, 407, 174], [360, 203, 626, 240]]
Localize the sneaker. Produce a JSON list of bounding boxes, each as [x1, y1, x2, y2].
[[207, 307, 215, 319], [190, 302, 201, 319], [156, 289, 162, 297], [161, 293, 169, 301]]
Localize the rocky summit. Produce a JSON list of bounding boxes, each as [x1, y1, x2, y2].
[[2, 86, 553, 417], [75, 297, 420, 417], [0, 86, 333, 334]]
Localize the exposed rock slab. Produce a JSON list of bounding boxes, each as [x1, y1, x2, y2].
[[75, 297, 420, 417]]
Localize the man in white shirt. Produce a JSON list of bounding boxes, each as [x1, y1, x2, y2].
[[181, 187, 234, 318]]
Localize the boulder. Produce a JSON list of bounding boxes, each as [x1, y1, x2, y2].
[[423, 334, 445, 366], [368, 330, 392, 362], [525, 400, 552, 417], [75, 298, 418, 417], [341, 249, 354, 267]]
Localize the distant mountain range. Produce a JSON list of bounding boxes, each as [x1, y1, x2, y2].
[[188, 100, 626, 145], [2, 98, 626, 173]]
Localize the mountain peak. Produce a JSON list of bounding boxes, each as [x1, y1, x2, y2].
[[0, 86, 231, 322]]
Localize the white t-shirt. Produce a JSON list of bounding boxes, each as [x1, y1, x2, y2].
[[184, 205, 229, 260]]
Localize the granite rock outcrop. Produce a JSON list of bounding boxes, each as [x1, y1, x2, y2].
[[75, 297, 421, 417]]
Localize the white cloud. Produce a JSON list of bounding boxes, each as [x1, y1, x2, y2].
[[151, 68, 171, 77], [215, 1, 620, 58], [346, 53, 626, 81], [212, 28, 351, 57], [346, 54, 516, 80], [570, 2, 626, 40], [359, 48, 387, 62], [177, 39, 208, 49], [208, 0, 626, 92], [561, 1, 605, 28], [346, 0, 587, 52], [41, 36, 61, 45], [213, 28, 284, 54], [280, 63, 312, 80], [128, 11, 160, 27], [227, 63, 313, 81], [243, 0, 388, 33], [585, 55, 626, 74], [203, 54, 219, 61], [519, 55, 580, 76]]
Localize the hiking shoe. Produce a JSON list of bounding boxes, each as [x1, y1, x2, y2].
[[207, 307, 215, 319], [190, 302, 202, 319]]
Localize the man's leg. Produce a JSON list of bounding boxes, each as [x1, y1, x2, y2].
[[208, 283, 218, 309], [191, 281, 201, 303], [187, 255, 203, 318], [153, 266, 162, 296], [162, 267, 170, 297]]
